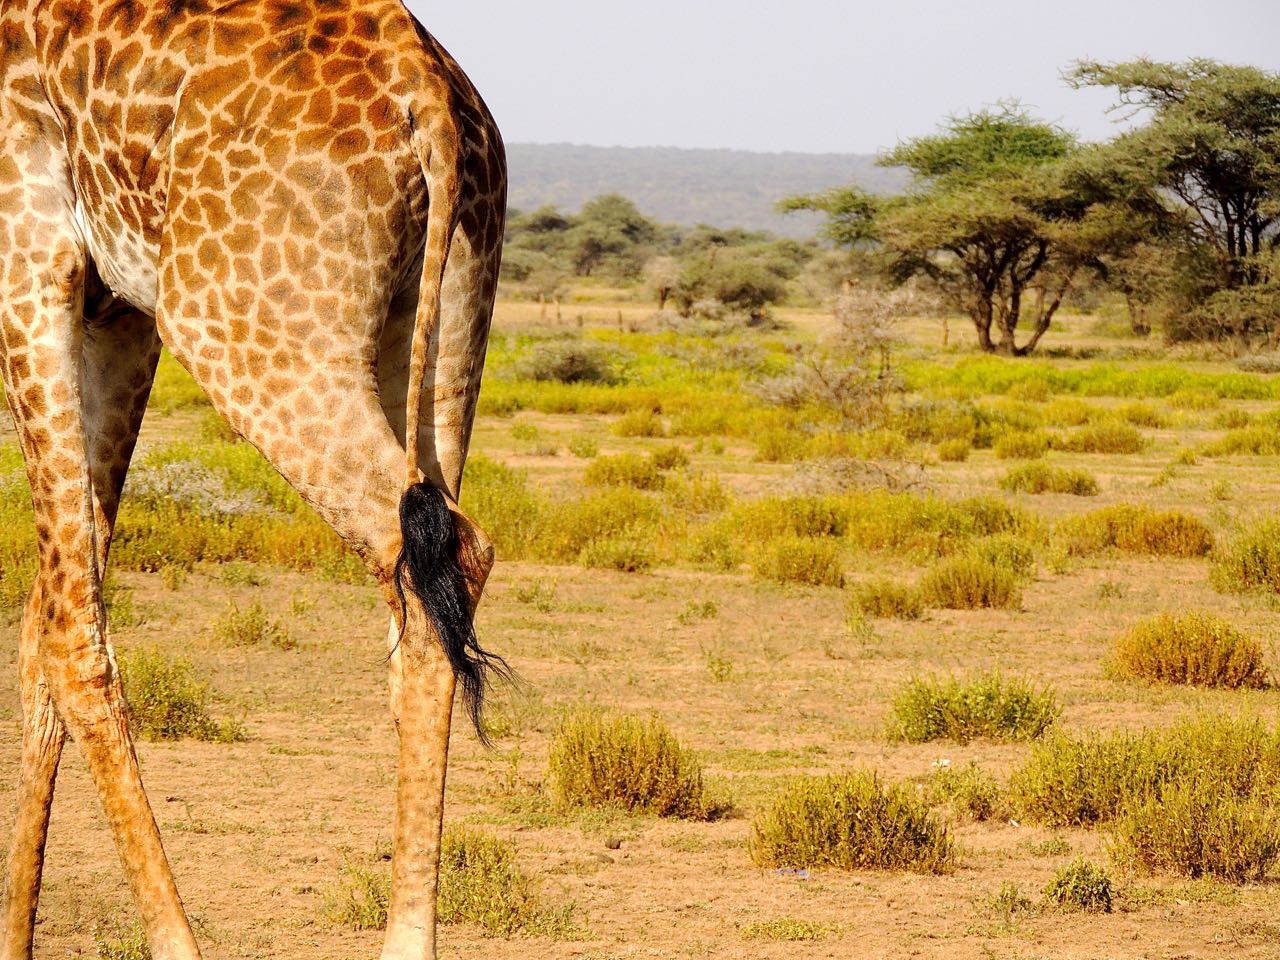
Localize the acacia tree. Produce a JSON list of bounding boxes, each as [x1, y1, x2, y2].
[[1068, 59, 1280, 343], [786, 107, 1127, 356]]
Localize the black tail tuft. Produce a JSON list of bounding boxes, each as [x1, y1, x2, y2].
[[393, 482, 509, 745]]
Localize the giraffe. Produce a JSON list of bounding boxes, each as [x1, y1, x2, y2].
[[0, 1, 507, 957]]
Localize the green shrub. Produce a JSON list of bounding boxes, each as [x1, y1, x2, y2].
[[1057, 504, 1214, 558], [1043, 397, 1094, 427], [751, 536, 844, 587], [1010, 715, 1280, 828], [577, 534, 654, 573], [613, 408, 666, 438], [1212, 408, 1253, 430], [1212, 519, 1280, 594], [929, 763, 1004, 821], [566, 435, 599, 458], [547, 711, 716, 819], [753, 428, 807, 463], [748, 772, 955, 873], [650, 443, 690, 470], [969, 534, 1038, 579], [1203, 426, 1280, 457], [851, 578, 925, 620], [1043, 859, 1112, 913], [1169, 388, 1219, 410], [118, 646, 243, 743], [92, 919, 150, 960], [919, 557, 1022, 610], [1000, 462, 1098, 496], [541, 488, 659, 563], [321, 862, 389, 930], [1059, 420, 1146, 454], [890, 672, 1058, 744], [515, 339, 616, 384], [1007, 378, 1051, 402], [1117, 402, 1166, 428], [460, 456, 544, 559], [1112, 780, 1280, 882], [993, 431, 1049, 460], [210, 601, 294, 650], [583, 452, 663, 490], [937, 439, 970, 462], [1114, 612, 1267, 689], [438, 829, 578, 937]]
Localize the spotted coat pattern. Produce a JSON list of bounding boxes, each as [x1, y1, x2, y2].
[[0, 2, 506, 958]]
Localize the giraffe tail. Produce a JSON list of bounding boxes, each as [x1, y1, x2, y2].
[[394, 107, 507, 741]]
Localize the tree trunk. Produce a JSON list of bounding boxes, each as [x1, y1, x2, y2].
[[971, 297, 996, 352]]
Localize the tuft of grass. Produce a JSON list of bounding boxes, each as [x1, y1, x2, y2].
[[850, 578, 925, 620], [1057, 504, 1213, 558], [741, 918, 830, 942], [1043, 859, 1112, 913], [547, 711, 718, 819], [118, 646, 243, 743], [1000, 462, 1098, 496], [919, 557, 1022, 610], [889, 672, 1058, 744], [1112, 780, 1280, 882], [438, 829, 579, 937], [577, 534, 655, 573], [987, 882, 1034, 930], [583, 452, 663, 490], [993, 431, 1049, 460], [92, 919, 150, 960], [1009, 714, 1280, 828], [937, 439, 970, 462], [750, 536, 844, 588], [210, 600, 295, 650], [748, 771, 955, 873], [1202, 426, 1280, 457], [1113, 612, 1267, 689], [1211, 519, 1280, 594], [566, 434, 599, 458], [929, 762, 1005, 821], [649, 443, 690, 470], [1058, 420, 1146, 454], [321, 862, 389, 930], [613, 408, 666, 438]]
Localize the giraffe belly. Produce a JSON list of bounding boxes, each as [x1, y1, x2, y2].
[[72, 197, 160, 318]]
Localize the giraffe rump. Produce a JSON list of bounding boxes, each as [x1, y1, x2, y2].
[[393, 482, 509, 742]]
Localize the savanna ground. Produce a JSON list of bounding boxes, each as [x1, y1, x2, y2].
[[6, 294, 1280, 959]]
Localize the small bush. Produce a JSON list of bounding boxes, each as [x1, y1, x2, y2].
[[1212, 408, 1253, 430], [1059, 421, 1146, 454], [753, 428, 807, 463], [92, 919, 150, 960], [1212, 519, 1280, 595], [937, 439, 970, 462], [583, 452, 663, 490], [118, 647, 243, 743], [1203, 426, 1280, 457], [1112, 780, 1280, 882], [1000, 462, 1099, 496], [566, 435, 599, 458], [321, 863, 389, 930], [1057, 504, 1213, 558], [438, 829, 578, 937], [1044, 397, 1094, 427], [1043, 859, 1112, 913], [1114, 612, 1267, 689], [969, 534, 1038, 579], [1117, 402, 1166, 428], [577, 534, 654, 573], [929, 763, 1004, 821], [1169, 388, 1219, 410], [548, 711, 716, 819], [751, 536, 844, 587], [210, 600, 294, 650], [851, 578, 925, 620], [650, 443, 690, 470], [613, 408, 666, 438], [515, 339, 615, 384], [919, 557, 1022, 610], [993, 431, 1049, 460], [890, 672, 1058, 744], [748, 771, 955, 873]]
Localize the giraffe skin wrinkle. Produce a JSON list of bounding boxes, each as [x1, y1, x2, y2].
[[0, 3, 507, 958]]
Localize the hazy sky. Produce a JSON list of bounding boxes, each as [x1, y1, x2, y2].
[[405, 0, 1280, 155]]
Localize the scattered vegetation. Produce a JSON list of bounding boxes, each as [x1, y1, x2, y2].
[[1000, 462, 1099, 496], [850, 578, 925, 620], [1043, 860, 1113, 913], [210, 601, 295, 650], [118, 646, 243, 743], [919, 557, 1022, 610]]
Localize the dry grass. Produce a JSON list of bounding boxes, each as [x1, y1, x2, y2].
[[1113, 612, 1268, 689]]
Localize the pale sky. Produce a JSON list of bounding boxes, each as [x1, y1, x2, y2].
[[405, 0, 1280, 154]]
